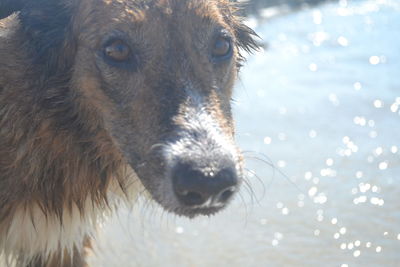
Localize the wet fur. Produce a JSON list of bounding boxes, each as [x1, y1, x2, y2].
[[0, 0, 257, 266]]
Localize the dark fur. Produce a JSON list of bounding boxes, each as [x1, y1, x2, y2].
[[0, 0, 258, 266]]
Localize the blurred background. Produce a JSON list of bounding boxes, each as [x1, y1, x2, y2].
[[89, 0, 400, 266]]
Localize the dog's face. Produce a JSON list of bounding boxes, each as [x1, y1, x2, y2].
[[70, 0, 257, 217], [4, 0, 257, 217]]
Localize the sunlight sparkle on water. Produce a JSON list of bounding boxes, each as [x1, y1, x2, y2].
[[369, 130, 378, 138], [309, 31, 329, 46], [277, 160, 286, 168], [274, 232, 283, 240], [326, 158, 334, 166], [263, 136, 272, 145], [281, 207, 289, 215], [353, 82, 362, 90], [353, 116, 366, 126], [320, 168, 336, 177], [308, 186, 318, 197], [337, 36, 349, 46], [353, 250, 361, 257], [391, 102, 399, 113], [374, 147, 383, 156], [370, 197, 384, 206], [339, 136, 359, 156], [309, 130, 317, 138], [312, 10, 322, 24], [175, 226, 184, 234], [313, 193, 327, 204], [329, 93, 340, 106], [334, 233, 340, 239], [353, 195, 367, 204], [359, 183, 371, 193], [339, 227, 347, 235], [378, 161, 388, 170], [373, 99, 384, 108], [309, 63, 318, 71], [369, 56, 380, 65]]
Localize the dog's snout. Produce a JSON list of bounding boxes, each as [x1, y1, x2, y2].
[[172, 162, 238, 207]]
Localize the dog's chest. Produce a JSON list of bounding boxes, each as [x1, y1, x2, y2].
[[0, 202, 98, 262]]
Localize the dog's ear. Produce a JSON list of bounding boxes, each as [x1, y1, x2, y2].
[[222, 2, 260, 66], [233, 19, 259, 55], [7, 0, 76, 76], [234, 21, 259, 68], [0, 0, 24, 19]]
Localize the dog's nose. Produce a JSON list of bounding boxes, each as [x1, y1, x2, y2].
[[172, 162, 238, 207]]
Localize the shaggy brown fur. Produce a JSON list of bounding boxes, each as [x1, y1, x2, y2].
[[0, 0, 258, 266]]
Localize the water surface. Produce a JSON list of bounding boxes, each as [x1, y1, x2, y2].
[[90, 1, 400, 266]]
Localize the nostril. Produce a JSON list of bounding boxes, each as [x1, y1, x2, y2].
[[176, 191, 206, 206], [217, 186, 235, 204], [172, 162, 239, 207]]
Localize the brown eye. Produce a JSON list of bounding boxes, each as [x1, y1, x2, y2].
[[212, 37, 232, 59], [104, 40, 131, 62]]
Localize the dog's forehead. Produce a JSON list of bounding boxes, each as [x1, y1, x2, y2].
[[93, 0, 229, 25]]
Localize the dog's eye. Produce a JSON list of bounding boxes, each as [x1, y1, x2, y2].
[[212, 36, 232, 60], [104, 40, 131, 62]]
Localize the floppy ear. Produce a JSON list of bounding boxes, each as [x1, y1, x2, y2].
[[0, 0, 24, 19], [233, 19, 259, 54], [21, 0, 75, 74], [3, 0, 76, 76], [222, 2, 260, 66]]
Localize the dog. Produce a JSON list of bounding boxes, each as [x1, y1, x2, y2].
[[0, 0, 258, 266]]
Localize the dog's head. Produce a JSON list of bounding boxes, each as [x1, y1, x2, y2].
[[2, 0, 258, 217]]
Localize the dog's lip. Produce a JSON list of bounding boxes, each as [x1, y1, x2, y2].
[[173, 192, 240, 217], [172, 205, 226, 218]]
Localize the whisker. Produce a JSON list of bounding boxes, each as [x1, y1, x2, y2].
[[241, 174, 255, 205], [237, 191, 248, 226], [243, 168, 265, 204], [243, 151, 305, 195]]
